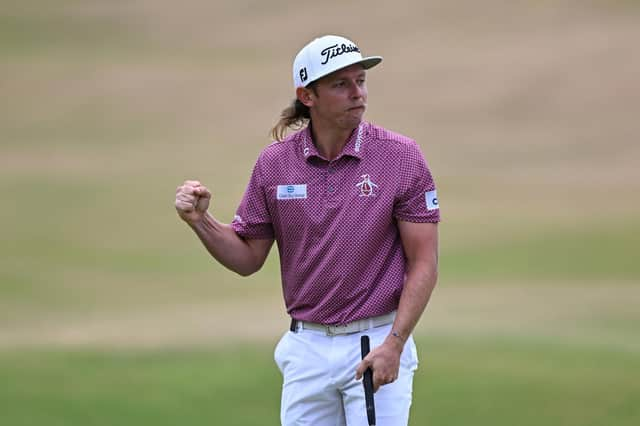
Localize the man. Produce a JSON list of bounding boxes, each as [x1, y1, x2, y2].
[[175, 35, 440, 425]]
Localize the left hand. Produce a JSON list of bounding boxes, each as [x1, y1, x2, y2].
[[355, 337, 403, 392]]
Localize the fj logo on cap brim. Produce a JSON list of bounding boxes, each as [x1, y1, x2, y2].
[[300, 67, 308, 82]]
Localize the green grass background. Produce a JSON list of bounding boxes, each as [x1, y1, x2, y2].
[[1, 0, 639, 424], [2, 338, 639, 425]]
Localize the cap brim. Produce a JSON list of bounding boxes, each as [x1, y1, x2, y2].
[[359, 56, 383, 70], [304, 56, 383, 87]]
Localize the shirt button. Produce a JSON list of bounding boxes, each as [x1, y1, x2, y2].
[[327, 185, 335, 193]]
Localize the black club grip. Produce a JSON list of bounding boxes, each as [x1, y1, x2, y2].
[[360, 335, 376, 425]]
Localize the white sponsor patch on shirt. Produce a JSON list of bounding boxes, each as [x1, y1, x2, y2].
[[425, 190, 439, 211], [277, 184, 307, 200]]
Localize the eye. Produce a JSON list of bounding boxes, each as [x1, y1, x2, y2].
[[333, 80, 346, 88]]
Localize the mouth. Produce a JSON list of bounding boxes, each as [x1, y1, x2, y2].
[[347, 105, 366, 112]]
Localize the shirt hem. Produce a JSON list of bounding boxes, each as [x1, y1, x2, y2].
[[393, 215, 441, 223]]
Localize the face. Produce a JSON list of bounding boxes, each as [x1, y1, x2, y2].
[[299, 64, 368, 130]]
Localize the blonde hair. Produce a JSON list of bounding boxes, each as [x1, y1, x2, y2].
[[270, 98, 310, 142]]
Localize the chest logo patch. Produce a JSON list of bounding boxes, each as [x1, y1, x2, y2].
[[277, 184, 307, 200], [356, 174, 379, 197]]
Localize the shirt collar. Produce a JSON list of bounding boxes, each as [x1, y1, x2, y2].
[[300, 122, 366, 162]]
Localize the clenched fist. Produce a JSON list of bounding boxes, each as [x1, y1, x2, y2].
[[175, 180, 211, 224]]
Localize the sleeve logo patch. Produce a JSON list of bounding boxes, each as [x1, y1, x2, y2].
[[277, 184, 307, 200], [425, 190, 439, 211]]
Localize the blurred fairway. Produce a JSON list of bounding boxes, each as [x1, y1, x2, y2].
[[1, 0, 639, 425], [1, 337, 639, 425]]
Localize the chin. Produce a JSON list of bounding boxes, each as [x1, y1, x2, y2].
[[348, 110, 365, 122], [340, 117, 363, 130]]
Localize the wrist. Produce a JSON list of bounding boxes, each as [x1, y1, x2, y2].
[[385, 330, 406, 352], [188, 212, 213, 230]]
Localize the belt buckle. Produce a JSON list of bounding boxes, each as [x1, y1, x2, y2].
[[327, 323, 351, 336], [328, 324, 347, 336]]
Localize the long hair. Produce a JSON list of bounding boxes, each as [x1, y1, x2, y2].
[[270, 85, 318, 142], [270, 98, 310, 142]]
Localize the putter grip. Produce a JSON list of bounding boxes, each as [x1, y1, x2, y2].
[[360, 335, 376, 426]]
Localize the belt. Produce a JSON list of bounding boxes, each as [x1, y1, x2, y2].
[[290, 311, 396, 336]]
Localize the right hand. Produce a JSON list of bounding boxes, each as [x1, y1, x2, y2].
[[175, 180, 211, 224]]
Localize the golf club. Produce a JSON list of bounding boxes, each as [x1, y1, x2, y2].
[[360, 335, 376, 426]]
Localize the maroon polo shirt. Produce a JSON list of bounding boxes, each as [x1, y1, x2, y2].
[[231, 122, 440, 325]]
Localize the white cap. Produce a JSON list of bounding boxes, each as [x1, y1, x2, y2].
[[292, 35, 383, 88]]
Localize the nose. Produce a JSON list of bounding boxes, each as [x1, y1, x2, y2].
[[349, 80, 364, 99]]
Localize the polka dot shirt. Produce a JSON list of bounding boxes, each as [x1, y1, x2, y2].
[[231, 122, 440, 325]]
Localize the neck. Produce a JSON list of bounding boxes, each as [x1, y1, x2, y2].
[[310, 120, 359, 161]]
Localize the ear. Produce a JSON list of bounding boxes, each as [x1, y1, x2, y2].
[[296, 87, 314, 108]]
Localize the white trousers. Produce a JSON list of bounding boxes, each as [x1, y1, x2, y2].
[[274, 322, 418, 426]]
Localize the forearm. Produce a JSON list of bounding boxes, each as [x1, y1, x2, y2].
[[387, 260, 438, 348], [357, 259, 438, 391], [189, 212, 265, 276]]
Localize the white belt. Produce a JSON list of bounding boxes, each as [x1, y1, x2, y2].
[[292, 311, 396, 336]]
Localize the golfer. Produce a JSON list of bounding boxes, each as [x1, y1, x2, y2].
[[175, 35, 440, 425]]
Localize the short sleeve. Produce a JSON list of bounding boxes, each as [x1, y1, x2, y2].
[[393, 141, 441, 223], [231, 156, 275, 239]]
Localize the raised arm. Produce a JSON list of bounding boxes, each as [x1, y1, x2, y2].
[[175, 180, 273, 276]]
